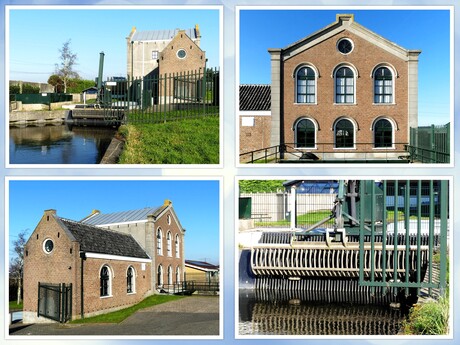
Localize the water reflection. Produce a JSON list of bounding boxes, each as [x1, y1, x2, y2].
[[239, 290, 406, 336], [10, 124, 117, 164]]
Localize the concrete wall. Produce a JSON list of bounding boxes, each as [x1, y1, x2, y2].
[[9, 110, 66, 125], [10, 80, 54, 93]]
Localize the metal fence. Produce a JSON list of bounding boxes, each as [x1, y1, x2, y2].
[[99, 68, 219, 124], [407, 124, 450, 163], [358, 180, 449, 294], [13, 93, 72, 105]]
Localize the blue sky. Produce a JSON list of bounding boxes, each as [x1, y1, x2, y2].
[[239, 9, 452, 126], [8, 179, 221, 265], [8, 6, 220, 82]]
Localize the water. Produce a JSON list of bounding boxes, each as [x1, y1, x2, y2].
[[9, 124, 117, 164], [239, 290, 407, 336]]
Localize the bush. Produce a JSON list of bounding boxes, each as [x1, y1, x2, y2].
[[22, 83, 40, 94], [10, 84, 20, 95], [67, 78, 96, 93]]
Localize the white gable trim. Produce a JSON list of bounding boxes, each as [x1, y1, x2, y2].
[[85, 252, 152, 263], [282, 18, 417, 62]]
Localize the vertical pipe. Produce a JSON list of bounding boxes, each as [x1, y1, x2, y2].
[[382, 181, 388, 288], [370, 181, 375, 294], [393, 180, 398, 293], [404, 180, 410, 296], [439, 180, 448, 293], [428, 180, 434, 295], [359, 181, 365, 286], [290, 185, 296, 230], [416, 180, 422, 294]]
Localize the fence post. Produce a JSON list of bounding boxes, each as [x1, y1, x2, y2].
[[439, 180, 448, 294]]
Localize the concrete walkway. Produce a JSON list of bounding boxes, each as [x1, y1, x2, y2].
[[9, 296, 220, 336]]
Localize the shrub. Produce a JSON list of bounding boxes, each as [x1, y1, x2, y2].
[[22, 83, 40, 94]]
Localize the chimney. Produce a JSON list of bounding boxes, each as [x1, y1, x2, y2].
[[44, 209, 56, 221]]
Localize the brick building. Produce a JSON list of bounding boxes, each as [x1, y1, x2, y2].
[[240, 14, 421, 162], [239, 84, 272, 157], [126, 25, 205, 79], [23, 200, 185, 323]]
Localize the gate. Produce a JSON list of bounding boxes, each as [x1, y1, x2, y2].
[[38, 283, 72, 323], [358, 180, 449, 295]]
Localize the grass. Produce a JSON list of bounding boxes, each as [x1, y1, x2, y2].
[[403, 293, 450, 335], [255, 210, 333, 227], [71, 294, 183, 324], [9, 301, 23, 311], [118, 115, 219, 164]]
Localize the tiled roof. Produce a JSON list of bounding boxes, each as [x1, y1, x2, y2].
[[82, 207, 165, 226], [132, 28, 198, 42], [59, 218, 150, 259], [239, 84, 271, 111]]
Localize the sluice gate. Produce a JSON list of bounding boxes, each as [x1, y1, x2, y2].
[[240, 180, 449, 306]]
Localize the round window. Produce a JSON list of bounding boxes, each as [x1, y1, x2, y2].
[[43, 239, 54, 253], [177, 49, 187, 59], [337, 38, 354, 54]]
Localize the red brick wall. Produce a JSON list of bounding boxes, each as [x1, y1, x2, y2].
[[154, 210, 185, 286], [23, 212, 79, 319], [81, 258, 151, 317], [239, 115, 272, 154], [23, 211, 152, 321], [159, 31, 206, 75], [282, 30, 409, 152]]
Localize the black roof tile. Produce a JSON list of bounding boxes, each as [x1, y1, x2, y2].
[[59, 218, 150, 259], [239, 84, 271, 111]]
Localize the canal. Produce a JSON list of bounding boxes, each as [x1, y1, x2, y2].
[[9, 124, 117, 164], [239, 289, 407, 336]]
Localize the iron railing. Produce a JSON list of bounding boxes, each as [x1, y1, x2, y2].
[[358, 180, 449, 294], [159, 281, 219, 295], [408, 124, 450, 163], [97, 68, 219, 125], [240, 142, 410, 164]]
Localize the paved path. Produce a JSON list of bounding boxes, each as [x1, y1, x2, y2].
[[9, 296, 220, 336]]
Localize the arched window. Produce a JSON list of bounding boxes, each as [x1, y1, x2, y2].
[[167, 231, 172, 257], [175, 234, 180, 258], [168, 265, 173, 285], [335, 118, 355, 148], [295, 118, 316, 148], [374, 118, 394, 148], [296, 66, 316, 103], [100, 265, 111, 297], [127, 266, 136, 294], [157, 264, 164, 287], [176, 266, 181, 284], [374, 67, 393, 103], [157, 228, 163, 255], [335, 67, 354, 103]]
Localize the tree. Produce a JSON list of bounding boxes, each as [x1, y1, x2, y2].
[[48, 74, 64, 93], [239, 180, 287, 193], [55, 39, 80, 93], [9, 229, 28, 305]]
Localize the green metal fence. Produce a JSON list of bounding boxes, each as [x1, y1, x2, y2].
[[407, 124, 450, 163], [358, 180, 449, 296], [99, 68, 219, 125], [13, 93, 72, 105]]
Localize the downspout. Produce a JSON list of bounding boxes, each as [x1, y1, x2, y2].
[[79, 252, 86, 319]]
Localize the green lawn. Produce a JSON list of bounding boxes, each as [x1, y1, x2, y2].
[[72, 294, 183, 324], [118, 115, 219, 164], [9, 301, 23, 311]]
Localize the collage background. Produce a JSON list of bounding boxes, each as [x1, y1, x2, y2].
[[1, 0, 458, 344]]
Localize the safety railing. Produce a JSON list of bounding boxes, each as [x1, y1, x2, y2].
[[358, 180, 449, 295], [240, 142, 410, 164]]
